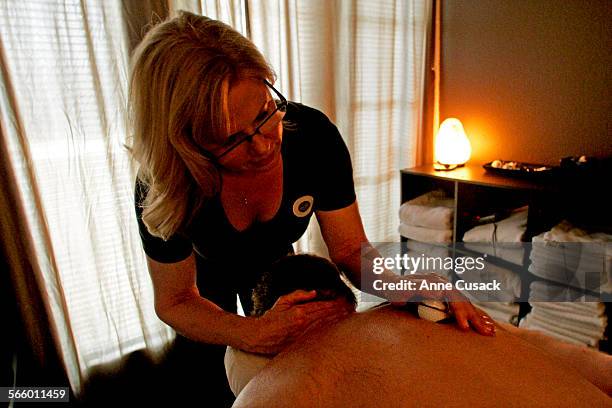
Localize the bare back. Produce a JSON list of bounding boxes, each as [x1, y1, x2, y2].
[[233, 305, 610, 407]]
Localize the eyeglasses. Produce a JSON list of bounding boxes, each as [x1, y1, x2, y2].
[[203, 80, 288, 162]]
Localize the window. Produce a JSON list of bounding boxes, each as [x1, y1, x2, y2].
[[0, 1, 173, 393]]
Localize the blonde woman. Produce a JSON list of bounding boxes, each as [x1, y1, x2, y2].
[[129, 11, 493, 404]]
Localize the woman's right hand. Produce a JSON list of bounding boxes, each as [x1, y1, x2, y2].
[[240, 289, 351, 355]]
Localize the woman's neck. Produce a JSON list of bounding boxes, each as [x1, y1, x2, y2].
[[221, 158, 282, 185]]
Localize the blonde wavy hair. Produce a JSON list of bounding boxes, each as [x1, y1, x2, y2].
[[128, 11, 274, 240]]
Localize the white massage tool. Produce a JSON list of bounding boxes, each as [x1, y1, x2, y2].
[[417, 300, 451, 322]]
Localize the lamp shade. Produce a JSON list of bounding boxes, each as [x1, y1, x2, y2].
[[435, 118, 472, 166]]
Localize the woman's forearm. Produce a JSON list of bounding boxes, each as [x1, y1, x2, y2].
[[157, 293, 253, 350], [333, 243, 412, 301], [332, 245, 364, 290], [157, 288, 354, 355]]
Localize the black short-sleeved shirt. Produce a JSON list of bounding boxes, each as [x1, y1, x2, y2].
[[134, 102, 356, 313]]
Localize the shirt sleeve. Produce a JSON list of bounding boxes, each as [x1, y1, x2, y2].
[[134, 178, 193, 263], [310, 110, 357, 211]]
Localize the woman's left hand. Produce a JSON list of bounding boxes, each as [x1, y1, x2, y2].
[[390, 273, 496, 336], [445, 299, 496, 336]]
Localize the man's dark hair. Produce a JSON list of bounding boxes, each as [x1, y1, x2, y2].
[[251, 254, 357, 316]]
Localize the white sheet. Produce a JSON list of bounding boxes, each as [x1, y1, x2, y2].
[[224, 346, 272, 397]]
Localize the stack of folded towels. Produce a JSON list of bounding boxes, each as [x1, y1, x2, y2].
[[520, 221, 611, 347], [404, 238, 452, 278], [462, 206, 528, 266], [398, 190, 453, 278], [520, 297, 607, 347], [466, 262, 522, 323], [529, 220, 612, 293], [398, 190, 454, 243], [461, 207, 528, 324]]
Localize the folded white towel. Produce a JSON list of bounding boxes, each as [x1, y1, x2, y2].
[[530, 250, 607, 277], [399, 190, 454, 230], [519, 315, 600, 347], [398, 223, 452, 243], [521, 313, 603, 344], [528, 280, 600, 302], [528, 264, 608, 294], [463, 206, 528, 243], [531, 225, 612, 293], [526, 314, 603, 344], [530, 301, 605, 317], [406, 239, 450, 258], [532, 308, 608, 328], [461, 262, 521, 300], [531, 303, 606, 325], [531, 237, 610, 267], [531, 308, 606, 334], [405, 240, 451, 277], [472, 301, 519, 324], [473, 301, 519, 313], [464, 242, 525, 266], [544, 220, 612, 243]]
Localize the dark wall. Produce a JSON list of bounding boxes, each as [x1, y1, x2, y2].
[[439, 0, 611, 165]]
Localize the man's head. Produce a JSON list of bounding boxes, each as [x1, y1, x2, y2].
[[251, 254, 357, 316]]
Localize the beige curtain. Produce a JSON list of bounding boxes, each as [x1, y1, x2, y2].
[[171, 0, 249, 32], [172, 0, 432, 245], [0, 0, 432, 396], [168, 0, 432, 247], [245, 0, 432, 251], [0, 1, 173, 395]]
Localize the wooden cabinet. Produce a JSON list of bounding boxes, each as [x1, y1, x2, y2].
[[400, 164, 610, 353], [400, 164, 562, 243]]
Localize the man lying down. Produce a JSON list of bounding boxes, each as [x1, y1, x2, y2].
[[226, 254, 612, 407]]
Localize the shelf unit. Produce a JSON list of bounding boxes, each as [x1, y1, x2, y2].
[[400, 164, 562, 243], [400, 164, 610, 353]]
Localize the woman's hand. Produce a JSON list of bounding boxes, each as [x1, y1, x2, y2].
[[391, 273, 496, 336], [240, 289, 352, 355]]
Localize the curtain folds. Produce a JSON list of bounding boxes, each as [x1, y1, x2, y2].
[[172, 0, 249, 33], [245, 0, 432, 248], [1, 0, 432, 396], [0, 1, 174, 395], [0, 57, 68, 387]]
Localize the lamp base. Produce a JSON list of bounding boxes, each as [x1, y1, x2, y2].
[[433, 162, 465, 171]]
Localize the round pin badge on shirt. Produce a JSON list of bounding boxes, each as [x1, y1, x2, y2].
[[292, 195, 314, 218]]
